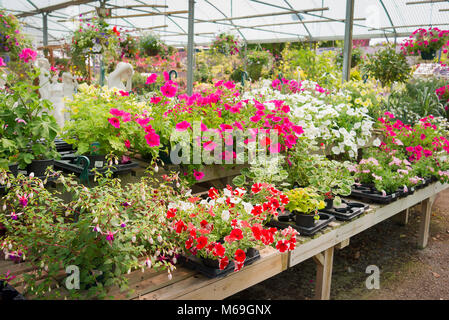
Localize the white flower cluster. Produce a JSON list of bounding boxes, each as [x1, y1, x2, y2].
[[244, 82, 374, 159]]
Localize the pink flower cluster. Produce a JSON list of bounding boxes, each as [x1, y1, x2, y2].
[[401, 27, 449, 56], [18, 48, 37, 63]]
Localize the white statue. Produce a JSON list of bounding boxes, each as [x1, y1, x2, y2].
[[62, 72, 78, 100], [36, 57, 52, 100], [62, 72, 78, 122], [107, 62, 134, 91], [48, 75, 65, 128]]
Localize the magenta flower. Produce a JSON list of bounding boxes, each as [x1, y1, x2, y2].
[[19, 195, 28, 207], [145, 132, 160, 147], [145, 73, 158, 84], [203, 140, 217, 151], [160, 83, 177, 98], [15, 118, 27, 124], [19, 48, 37, 63], [124, 139, 131, 148], [0, 57, 5, 67], [193, 169, 205, 181], [175, 121, 191, 131], [119, 90, 129, 96], [105, 230, 117, 242], [108, 117, 120, 128]]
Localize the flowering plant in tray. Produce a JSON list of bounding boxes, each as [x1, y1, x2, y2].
[[170, 184, 297, 272]]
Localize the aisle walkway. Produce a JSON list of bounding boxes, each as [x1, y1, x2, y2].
[[228, 189, 449, 300]]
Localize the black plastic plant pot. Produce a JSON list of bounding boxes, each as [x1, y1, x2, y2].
[[86, 154, 106, 169], [420, 49, 436, 60], [8, 163, 18, 177], [27, 159, 54, 177], [324, 198, 334, 210], [294, 212, 317, 228], [0, 281, 26, 300]]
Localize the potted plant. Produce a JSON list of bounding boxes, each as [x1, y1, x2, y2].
[[139, 33, 163, 57], [62, 84, 161, 167], [0, 49, 60, 177], [172, 184, 297, 272], [211, 33, 240, 56], [401, 27, 449, 60], [362, 46, 411, 87], [284, 187, 325, 228]]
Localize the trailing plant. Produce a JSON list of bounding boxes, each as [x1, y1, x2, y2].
[[211, 33, 240, 56], [401, 27, 449, 58], [0, 168, 183, 299]]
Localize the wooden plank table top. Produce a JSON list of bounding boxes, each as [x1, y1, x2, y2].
[[1, 182, 446, 300]]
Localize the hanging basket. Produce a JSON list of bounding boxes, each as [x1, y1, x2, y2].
[[420, 49, 436, 61]]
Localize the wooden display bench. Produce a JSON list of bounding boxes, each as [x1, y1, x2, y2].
[[0, 182, 446, 300], [291, 181, 446, 300]]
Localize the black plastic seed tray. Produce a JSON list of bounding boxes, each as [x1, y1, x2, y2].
[[268, 212, 335, 236], [350, 184, 401, 204], [54, 159, 139, 176], [321, 200, 369, 221], [180, 249, 260, 278], [54, 138, 74, 152]]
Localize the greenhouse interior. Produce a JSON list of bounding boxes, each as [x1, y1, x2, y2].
[[1, 0, 449, 303]]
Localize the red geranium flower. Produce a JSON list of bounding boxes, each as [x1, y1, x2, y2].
[[196, 236, 208, 250], [234, 249, 246, 263], [166, 208, 177, 219], [276, 240, 289, 253], [251, 183, 262, 194], [213, 242, 226, 257], [208, 187, 219, 199], [175, 220, 187, 233], [219, 256, 229, 270], [229, 228, 243, 241], [185, 238, 193, 249]]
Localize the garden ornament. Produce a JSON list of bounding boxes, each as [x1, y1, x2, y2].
[[107, 62, 134, 91]]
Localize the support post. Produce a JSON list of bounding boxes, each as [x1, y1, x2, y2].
[[187, 0, 195, 96], [418, 196, 435, 249], [342, 0, 354, 82], [313, 246, 334, 300], [43, 13, 48, 50], [393, 208, 409, 226]]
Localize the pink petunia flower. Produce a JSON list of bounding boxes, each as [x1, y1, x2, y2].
[[193, 169, 205, 181], [145, 132, 160, 147], [19, 48, 37, 63], [108, 117, 120, 128], [145, 73, 158, 84], [175, 121, 191, 131]]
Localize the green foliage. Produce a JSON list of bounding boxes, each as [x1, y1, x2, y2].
[[0, 169, 182, 298], [384, 78, 447, 124], [284, 187, 325, 215], [62, 84, 159, 159], [0, 69, 59, 169], [285, 138, 354, 200], [139, 33, 165, 57], [278, 44, 341, 89], [362, 46, 411, 87], [246, 49, 273, 81]]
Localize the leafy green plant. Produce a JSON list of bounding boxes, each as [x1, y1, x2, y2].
[[246, 49, 273, 81], [284, 187, 325, 215], [384, 78, 447, 124], [139, 33, 162, 56], [0, 67, 59, 169], [362, 46, 411, 87]]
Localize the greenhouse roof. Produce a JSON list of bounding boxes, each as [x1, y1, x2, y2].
[[2, 0, 449, 47]]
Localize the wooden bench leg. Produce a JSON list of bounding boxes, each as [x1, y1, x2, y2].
[[393, 208, 409, 226], [313, 246, 334, 300], [418, 196, 436, 249]]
